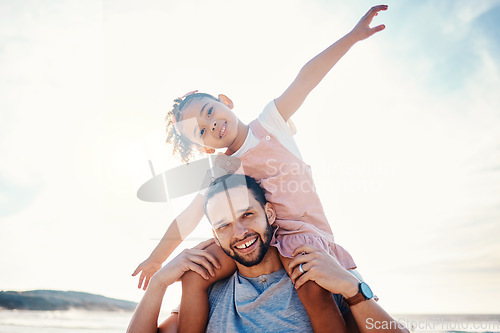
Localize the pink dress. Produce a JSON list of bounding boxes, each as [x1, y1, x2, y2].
[[215, 119, 356, 269]]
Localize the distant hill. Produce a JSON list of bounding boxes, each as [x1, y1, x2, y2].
[[0, 290, 137, 311]]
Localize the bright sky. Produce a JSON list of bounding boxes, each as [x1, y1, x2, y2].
[[1, 0, 499, 315]]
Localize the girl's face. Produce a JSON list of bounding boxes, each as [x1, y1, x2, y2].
[[178, 96, 240, 150]]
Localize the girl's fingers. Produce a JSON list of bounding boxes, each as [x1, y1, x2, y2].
[[143, 277, 151, 290], [370, 4, 388, 14], [370, 24, 386, 35], [132, 267, 140, 276], [138, 274, 145, 289], [364, 5, 388, 22]]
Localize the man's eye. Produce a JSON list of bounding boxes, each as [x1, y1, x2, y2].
[[217, 224, 228, 230], [243, 213, 252, 218]]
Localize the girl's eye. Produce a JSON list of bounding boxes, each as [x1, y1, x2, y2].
[[208, 107, 213, 116], [200, 128, 205, 136]]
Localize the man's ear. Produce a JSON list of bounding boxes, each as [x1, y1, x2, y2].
[[212, 229, 221, 247], [264, 202, 276, 225], [218, 94, 234, 109], [197, 145, 216, 154]]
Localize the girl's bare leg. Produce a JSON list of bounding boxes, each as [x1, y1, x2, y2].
[[280, 254, 347, 333], [178, 243, 237, 333]]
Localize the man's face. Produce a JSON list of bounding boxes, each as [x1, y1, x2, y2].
[[206, 186, 274, 267]]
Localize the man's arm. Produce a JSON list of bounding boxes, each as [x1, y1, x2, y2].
[[274, 5, 388, 122], [127, 239, 219, 333], [127, 280, 169, 333], [288, 244, 409, 333]]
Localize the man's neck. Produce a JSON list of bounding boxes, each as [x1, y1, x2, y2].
[[236, 247, 283, 278]]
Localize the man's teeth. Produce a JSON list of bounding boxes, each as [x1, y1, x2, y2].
[[235, 238, 256, 249]]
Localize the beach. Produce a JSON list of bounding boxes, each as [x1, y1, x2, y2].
[[1, 310, 499, 332], [0, 310, 133, 333]]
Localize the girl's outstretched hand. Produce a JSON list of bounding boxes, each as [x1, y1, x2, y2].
[[350, 5, 388, 41], [132, 257, 163, 290]]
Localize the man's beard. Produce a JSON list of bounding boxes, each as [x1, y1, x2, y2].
[[221, 218, 274, 267]]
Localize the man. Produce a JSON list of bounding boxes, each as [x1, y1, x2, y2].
[[127, 175, 408, 332]]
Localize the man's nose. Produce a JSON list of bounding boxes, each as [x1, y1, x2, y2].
[[233, 221, 248, 239]]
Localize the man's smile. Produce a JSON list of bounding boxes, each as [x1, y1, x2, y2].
[[233, 235, 258, 253]]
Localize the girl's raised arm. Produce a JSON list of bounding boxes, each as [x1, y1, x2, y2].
[[274, 5, 388, 122], [132, 193, 206, 290]]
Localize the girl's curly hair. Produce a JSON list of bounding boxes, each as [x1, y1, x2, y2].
[[165, 92, 218, 164]]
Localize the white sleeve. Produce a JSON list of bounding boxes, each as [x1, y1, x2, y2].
[[257, 100, 302, 160], [258, 100, 297, 137]]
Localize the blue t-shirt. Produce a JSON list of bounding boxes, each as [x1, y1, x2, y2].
[[206, 268, 349, 333]]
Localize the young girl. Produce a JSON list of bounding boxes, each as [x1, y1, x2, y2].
[[133, 5, 388, 332]]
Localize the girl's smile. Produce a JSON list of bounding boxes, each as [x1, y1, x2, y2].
[[178, 96, 248, 154], [219, 121, 227, 139]]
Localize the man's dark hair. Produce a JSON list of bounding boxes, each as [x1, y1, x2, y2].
[[203, 174, 267, 219]]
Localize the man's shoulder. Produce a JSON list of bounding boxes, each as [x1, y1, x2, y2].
[[209, 271, 237, 291], [207, 271, 238, 304]]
